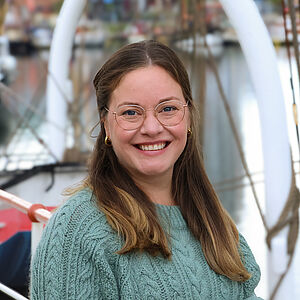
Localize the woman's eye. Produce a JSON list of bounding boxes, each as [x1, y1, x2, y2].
[[123, 110, 137, 116], [120, 107, 143, 117], [161, 106, 178, 112]]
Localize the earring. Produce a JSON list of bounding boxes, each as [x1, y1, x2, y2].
[[187, 128, 192, 137], [105, 136, 112, 146]]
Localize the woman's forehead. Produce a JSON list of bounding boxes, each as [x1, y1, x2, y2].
[[109, 66, 184, 108]]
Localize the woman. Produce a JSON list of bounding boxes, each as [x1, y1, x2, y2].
[[30, 40, 263, 299]]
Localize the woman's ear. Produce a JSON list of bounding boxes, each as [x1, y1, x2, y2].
[[103, 117, 110, 137]]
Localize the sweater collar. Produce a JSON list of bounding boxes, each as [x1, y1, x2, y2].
[[155, 203, 187, 230]]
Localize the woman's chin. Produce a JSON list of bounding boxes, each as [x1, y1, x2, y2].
[[132, 165, 173, 179]]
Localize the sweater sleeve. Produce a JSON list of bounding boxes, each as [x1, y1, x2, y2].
[[30, 191, 120, 300], [239, 234, 264, 300]]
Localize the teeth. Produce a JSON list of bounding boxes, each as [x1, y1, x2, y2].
[[139, 143, 166, 151]]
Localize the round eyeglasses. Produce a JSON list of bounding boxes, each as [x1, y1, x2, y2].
[[105, 99, 189, 131]]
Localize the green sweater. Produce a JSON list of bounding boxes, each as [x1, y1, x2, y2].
[[30, 189, 263, 299]]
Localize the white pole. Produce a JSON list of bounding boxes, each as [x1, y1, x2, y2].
[[0, 189, 52, 223], [46, 0, 87, 161], [31, 222, 45, 255], [218, 0, 293, 299], [0, 282, 28, 300]]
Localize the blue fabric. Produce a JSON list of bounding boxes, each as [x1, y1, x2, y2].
[[0, 231, 31, 287]]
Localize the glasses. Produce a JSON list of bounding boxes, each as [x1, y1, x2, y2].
[[105, 99, 189, 131]]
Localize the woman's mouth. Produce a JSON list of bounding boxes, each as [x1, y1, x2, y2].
[[135, 142, 169, 151]]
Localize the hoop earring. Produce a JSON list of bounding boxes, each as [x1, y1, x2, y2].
[[187, 128, 192, 137], [105, 136, 112, 146]]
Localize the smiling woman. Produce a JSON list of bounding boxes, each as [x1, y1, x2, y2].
[[103, 65, 189, 183], [30, 40, 263, 300]]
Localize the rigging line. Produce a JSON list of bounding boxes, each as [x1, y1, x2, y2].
[[204, 41, 268, 231], [206, 37, 298, 299], [28, 52, 71, 110], [281, 1, 297, 115], [72, 78, 94, 114], [287, 0, 300, 85], [0, 102, 40, 164], [0, 64, 49, 159], [37, 46, 73, 105], [267, 175, 300, 300], [81, 81, 101, 133], [2, 50, 49, 135], [0, 82, 64, 132], [284, 0, 300, 158], [0, 84, 59, 162], [269, 247, 296, 300], [0, 118, 27, 161], [213, 170, 263, 187], [194, 0, 207, 145], [69, 37, 97, 117], [215, 179, 264, 193], [70, 42, 87, 149], [214, 159, 300, 188], [21, 56, 48, 123], [191, 0, 200, 76], [73, 87, 96, 140], [44, 69, 71, 104], [0, 99, 60, 168]]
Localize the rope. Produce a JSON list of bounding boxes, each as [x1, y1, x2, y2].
[[266, 174, 299, 253], [267, 172, 300, 300], [216, 178, 264, 193], [46, 70, 72, 104], [204, 41, 269, 230], [213, 171, 263, 187], [0, 54, 46, 140], [282, 0, 300, 158], [199, 13, 300, 298], [0, 68, 50, 164], [0, 82, 59, 162], [287, 0, 300, 89], [0, 82, 64, 132], [0, 47, 77, 170]]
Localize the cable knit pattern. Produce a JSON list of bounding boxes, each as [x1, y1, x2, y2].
[[30, 189, 263, 299]]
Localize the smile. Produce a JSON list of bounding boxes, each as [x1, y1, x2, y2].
[[137, 142, 168, 151]]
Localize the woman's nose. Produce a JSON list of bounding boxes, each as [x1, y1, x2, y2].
[[139, 111, 163, 136]]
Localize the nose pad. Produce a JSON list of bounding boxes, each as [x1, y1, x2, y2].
[[140, 111, 163, 135]]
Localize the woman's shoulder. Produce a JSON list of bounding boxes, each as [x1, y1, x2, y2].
[[39, 188, 118, 251], [30, 188, 120, 299], [54, 187, 100, 219], [239, 233, 262, 298], [239, 233, 261, 275]]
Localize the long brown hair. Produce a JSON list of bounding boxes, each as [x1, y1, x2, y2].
[[89, 40, 251, 281]]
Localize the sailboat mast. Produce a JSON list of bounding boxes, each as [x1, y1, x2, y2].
[[46, 0, 87, 161]]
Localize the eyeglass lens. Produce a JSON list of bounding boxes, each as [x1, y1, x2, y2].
[[115, 100, 186, 130]]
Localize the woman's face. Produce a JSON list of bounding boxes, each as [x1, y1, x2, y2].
[[104, 65, 190, 182]]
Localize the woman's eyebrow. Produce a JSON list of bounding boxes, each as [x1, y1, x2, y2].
[[158, 96, 181, 102], [117, 96, 183, 108], [117, 101, 141, 107]]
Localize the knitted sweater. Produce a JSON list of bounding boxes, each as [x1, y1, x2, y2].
[[30, 189, 263, 300]]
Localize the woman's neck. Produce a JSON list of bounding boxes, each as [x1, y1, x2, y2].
[[131, 172, 175, 206]]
